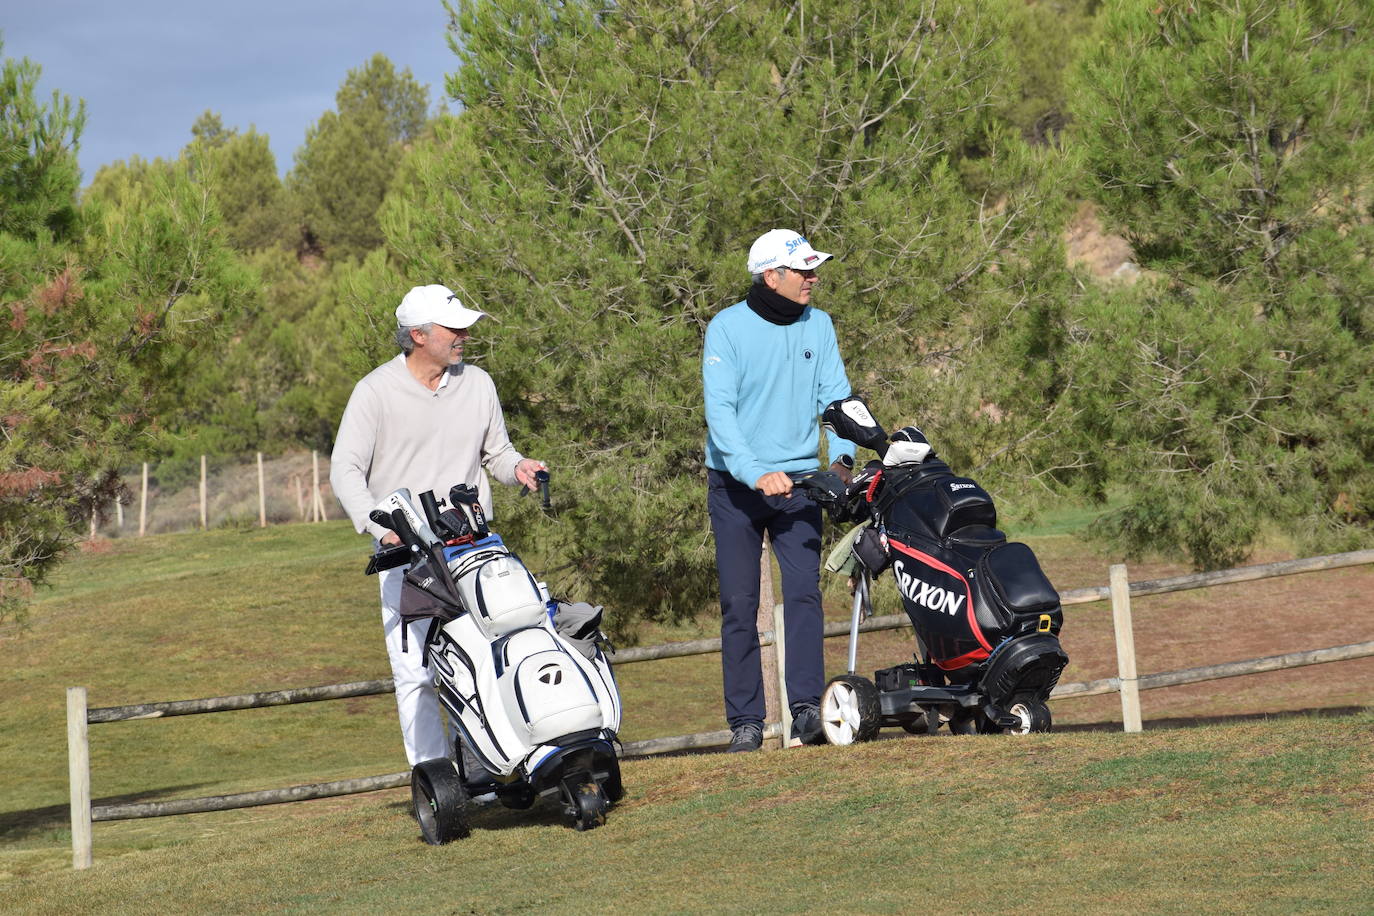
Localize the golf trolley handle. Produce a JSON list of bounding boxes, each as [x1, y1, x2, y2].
[[524, 468, 551, 510]]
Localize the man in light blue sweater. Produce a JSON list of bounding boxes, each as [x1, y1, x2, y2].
[[703, 229, 855, 751]]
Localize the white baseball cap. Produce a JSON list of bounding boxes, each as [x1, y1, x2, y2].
[[746, 229, 833, 275], [395, 284, 487, 329]]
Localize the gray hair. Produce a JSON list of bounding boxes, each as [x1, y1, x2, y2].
[[395, 322, 434, 354], [752, 265, 786, 286]]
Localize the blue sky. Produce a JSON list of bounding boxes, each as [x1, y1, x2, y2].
[[2, 0, 459, 183]]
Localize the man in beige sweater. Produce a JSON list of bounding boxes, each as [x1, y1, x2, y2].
[[331, 284, 544, 768]]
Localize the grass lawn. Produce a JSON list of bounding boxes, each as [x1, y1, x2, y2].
[[2, 713, 1370, 914], [1, 514, 1370, 912]]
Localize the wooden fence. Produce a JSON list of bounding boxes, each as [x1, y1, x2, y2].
[[97, 451, 333, 538], [66, 548, 1374, 869]]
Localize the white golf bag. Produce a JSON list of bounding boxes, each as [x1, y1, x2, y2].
[[367, 486, 623, 841]]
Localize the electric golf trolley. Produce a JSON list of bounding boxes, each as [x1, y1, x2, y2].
[[792, 397, 1068, 744], [365, 474, 623, 843]]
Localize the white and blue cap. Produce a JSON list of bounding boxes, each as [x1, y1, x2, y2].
[[746, 229, 833, 275], [396, 284, 487, 329]]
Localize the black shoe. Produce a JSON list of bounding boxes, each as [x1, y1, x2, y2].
[[790, 704, 824, 745], [726, 722, 763, 753]]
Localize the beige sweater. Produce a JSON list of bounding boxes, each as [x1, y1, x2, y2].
[[330, 355, 525, 541]]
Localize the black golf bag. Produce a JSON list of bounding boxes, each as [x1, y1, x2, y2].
[[874, 457, 1066, 698], [797, 396, 1068, 738]]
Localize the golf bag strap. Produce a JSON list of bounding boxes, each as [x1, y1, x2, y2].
[[419, 617, 441, 663]]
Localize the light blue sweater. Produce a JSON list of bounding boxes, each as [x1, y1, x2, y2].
[[703, 300, 854, 488]]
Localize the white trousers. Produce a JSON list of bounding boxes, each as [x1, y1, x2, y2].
[[379, 566, 450, 766]]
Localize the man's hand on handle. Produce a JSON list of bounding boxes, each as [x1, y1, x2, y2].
[[516, 458, 547, 491], [755, 471, 794, 497]]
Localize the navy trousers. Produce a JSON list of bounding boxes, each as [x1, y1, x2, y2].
[[707, 469, 825, 728]]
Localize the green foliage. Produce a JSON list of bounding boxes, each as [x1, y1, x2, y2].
[[376, 0, 1072, 634], [289, 54, 430, 262], [1065, 0, 1374, 567], [1, 49, 251, 623], [0, 41, 84, 239], [997, 0, 1103, 143], [184, 114, 297, 252], [142, 245, 410, 466]]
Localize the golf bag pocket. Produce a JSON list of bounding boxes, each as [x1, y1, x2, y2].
[[853, 524, 891, 576], [888, 475, 997, 541], [451, 548, 547, 639], [553, 601, 606, 661], [495, 629, 603, 745], [975, 542, 1061, 630], [934, 477, 997, 536]]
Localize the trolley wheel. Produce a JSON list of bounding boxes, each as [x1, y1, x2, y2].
[[947, 710, 979, 735], [899, 711, 932, 735], [819, 675, 881, 745], [1007, 697, 1053, 734], [412, 758, 470, 845], [571, 782, 609, 832]]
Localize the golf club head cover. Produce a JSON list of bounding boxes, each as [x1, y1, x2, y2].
[[448, 484, 490, 539], [822, 396, 889, 456], [884, 425, 934, 466]]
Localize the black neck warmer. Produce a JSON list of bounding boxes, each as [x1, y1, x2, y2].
[[746, 282, 806, 326]]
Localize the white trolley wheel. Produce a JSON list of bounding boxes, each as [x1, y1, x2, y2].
[[819, 674, 882, 745], [1007, 697, 1053, 735]]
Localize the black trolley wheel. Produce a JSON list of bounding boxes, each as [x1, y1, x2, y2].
[[412, 758, 470, 845], [571, 782, 609, 832]]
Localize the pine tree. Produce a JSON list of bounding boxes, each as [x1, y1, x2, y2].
[[1, 44, 250, 624], [1066, 0, 1374, 566], [289, 54, 429, 262], [375, 0, 1071, 633]]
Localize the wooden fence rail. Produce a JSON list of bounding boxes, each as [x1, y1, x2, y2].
[[68, 548, 1374, 869]]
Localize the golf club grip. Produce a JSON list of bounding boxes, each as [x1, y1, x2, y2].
[[388, 508, 424, 552], [418, 490, 443, 531], [368, 509, 393, 529]]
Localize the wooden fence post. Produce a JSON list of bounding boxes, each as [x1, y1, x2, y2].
[[199, 455, 208, 530], [67, 687, 93, 870], [758, 534, 783, 749], [139, 462, 148, 537], [773, 595, 792, 746], [257, 452, 267, 528], [1109, 563, 1143, 733], [311, 451, 322, 523]]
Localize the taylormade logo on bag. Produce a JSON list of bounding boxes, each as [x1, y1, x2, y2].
[[893, 560, 966, 616]]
